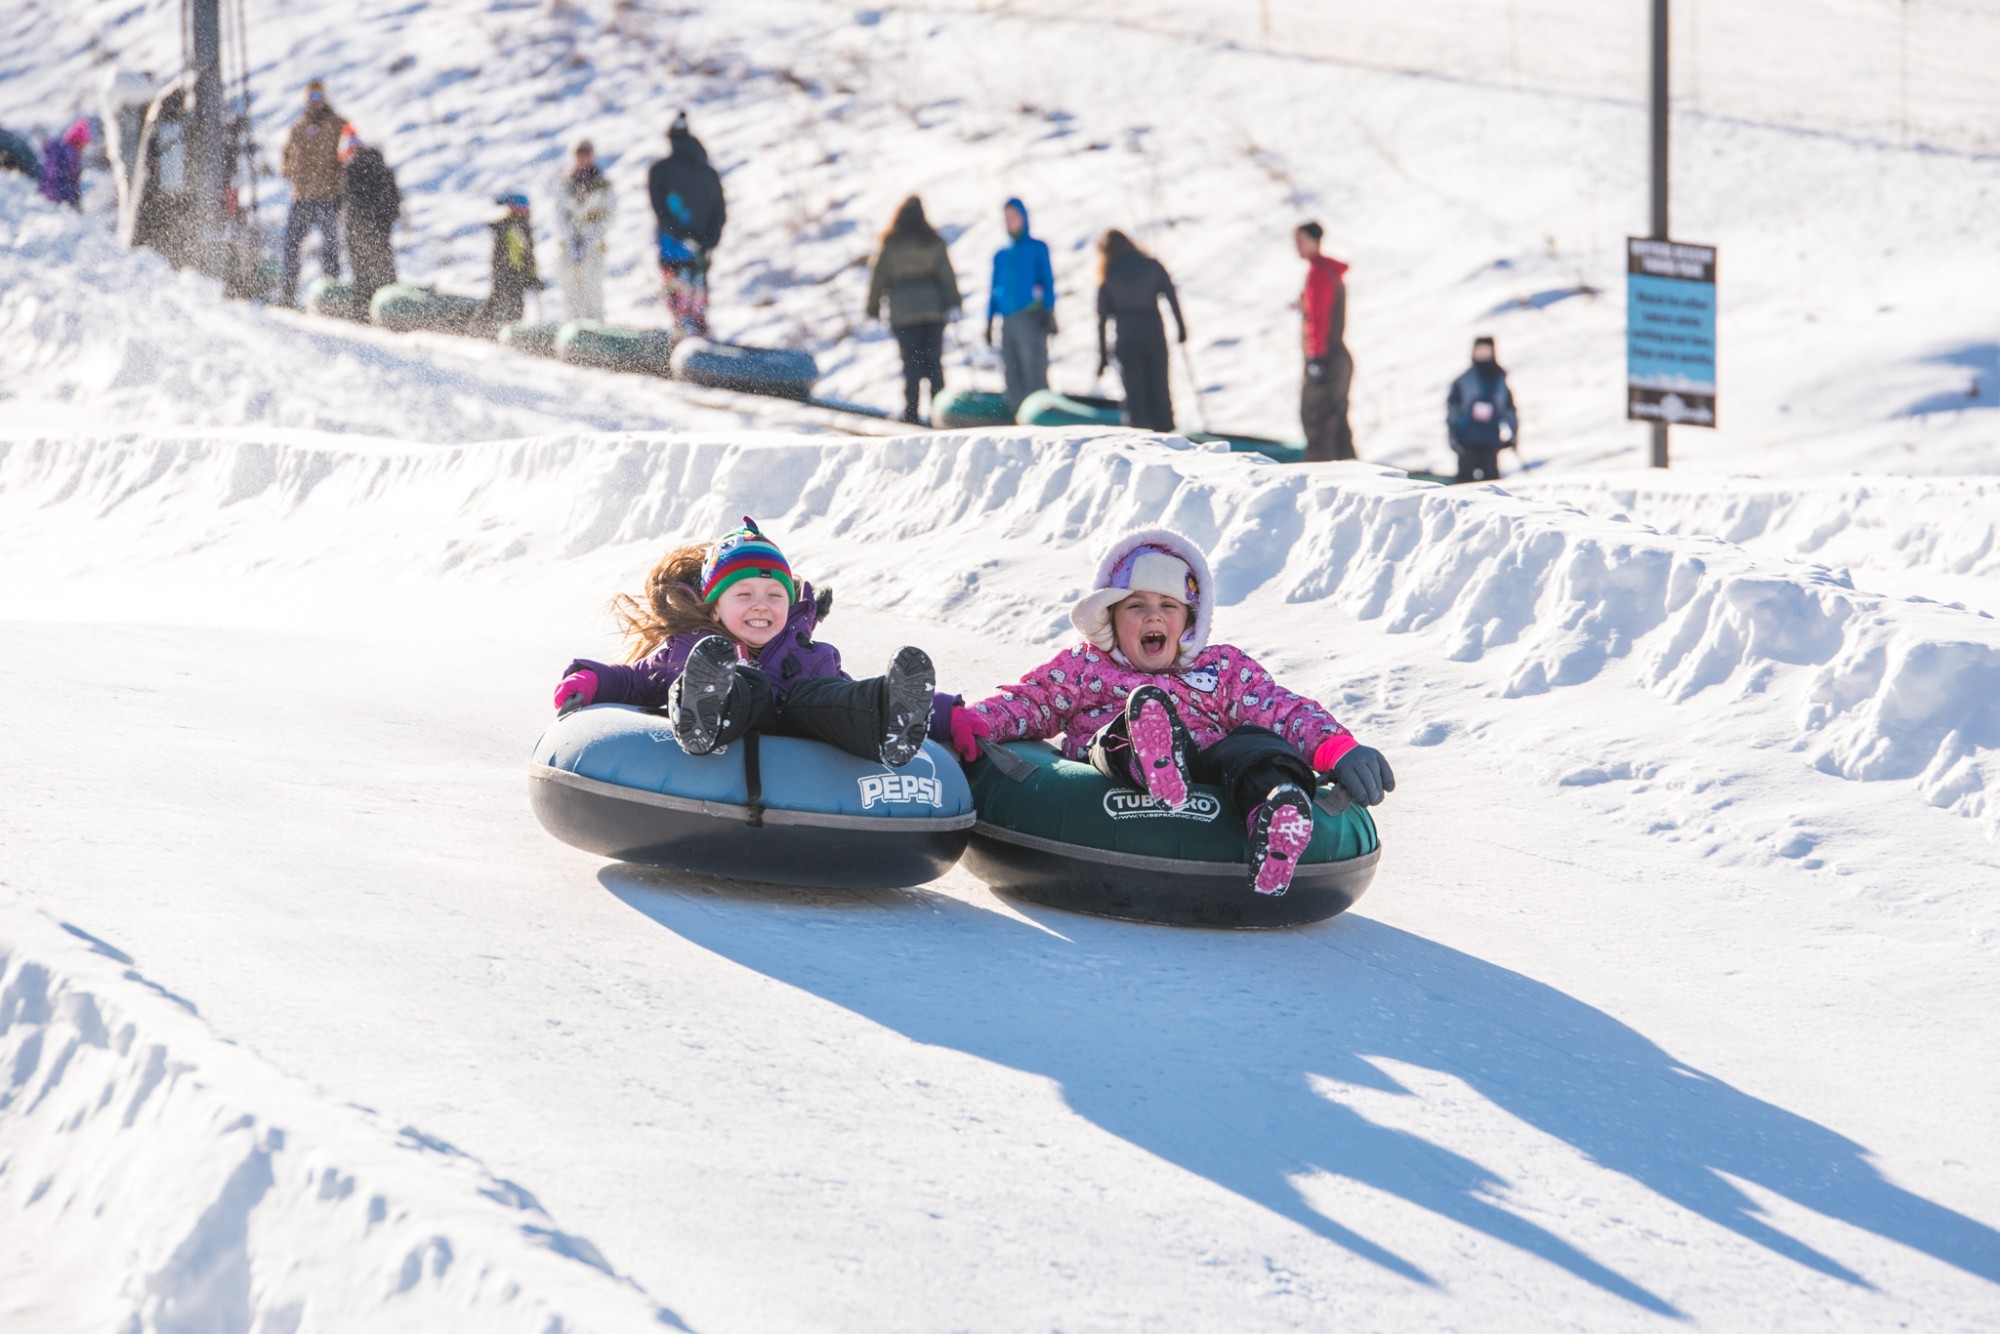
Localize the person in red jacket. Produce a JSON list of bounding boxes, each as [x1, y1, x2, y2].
[[1295, 221, 1355, 461]]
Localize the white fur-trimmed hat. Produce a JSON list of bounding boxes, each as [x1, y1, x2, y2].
[[1069, 527, 1215, 667]]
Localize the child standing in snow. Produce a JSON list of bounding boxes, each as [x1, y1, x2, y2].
[[552, 519, 949, 769], [39, 118, 89, 210], [554, 138, 614, 323], [472, 191, 542, 336], [949, 528, 1395, 896]]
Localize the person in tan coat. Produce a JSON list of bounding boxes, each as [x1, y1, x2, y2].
[[279, 80, 349, 306], [866, 196, 962, 424]]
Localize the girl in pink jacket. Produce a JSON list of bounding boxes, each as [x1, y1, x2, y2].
[[950, 528, 1395, 897]]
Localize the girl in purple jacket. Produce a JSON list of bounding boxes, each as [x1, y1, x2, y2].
[[948, 527, 1396, 897], [552, 518, 945, 768]]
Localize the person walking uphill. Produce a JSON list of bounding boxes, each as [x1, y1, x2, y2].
[[39, 119, 89, 210], [470, 192, 542, 337], [1095, 229, 1186, 433], [556, 138, 615, 323], [1447, 336, 1520, 483], [648, 111, 726, 336], [866, 196, 962, 424], [986, 198, 1056, 414], [279, 80, 349, 307], [1296, 221, 1356, 462], [339, 128, 400, 318]]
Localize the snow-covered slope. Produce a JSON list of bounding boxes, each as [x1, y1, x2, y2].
[[3, 424, 1997, 1330], [5, 0, 1999, 473]]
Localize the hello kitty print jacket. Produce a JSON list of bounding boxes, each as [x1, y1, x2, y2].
[[967, 641, 1356, 765]]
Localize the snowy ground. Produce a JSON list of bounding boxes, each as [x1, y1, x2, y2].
[[3, 2, 2000, 1331], [5, 0, 2000, 474]]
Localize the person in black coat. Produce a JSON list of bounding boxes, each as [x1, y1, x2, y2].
[[647, 111, 726, 335], [1094, 229, 1187, 433], [469, 192, 542, 336], [1446, 336, 1520, 483], [339, 128, 401, 318]]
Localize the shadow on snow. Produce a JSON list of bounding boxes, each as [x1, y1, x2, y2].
[[602, 869, 2000, 1316]]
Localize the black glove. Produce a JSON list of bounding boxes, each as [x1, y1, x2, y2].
[[984, 321, 995, 347], [1330, 745, 1395, 807], [1305, 357, 1327, 383]]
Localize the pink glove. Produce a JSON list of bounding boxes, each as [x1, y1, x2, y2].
[[949, 706, 992, 762], [553, 669, 598, 715], [1312, 732, 1358, 773]]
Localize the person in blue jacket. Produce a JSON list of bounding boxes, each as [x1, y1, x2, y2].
[[1446, 335, 1520, 483], [985, 197, 1057, 413]]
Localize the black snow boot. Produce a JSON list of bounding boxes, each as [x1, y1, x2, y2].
[[669, 635, 748, 755], [878, 646, 936, 768]]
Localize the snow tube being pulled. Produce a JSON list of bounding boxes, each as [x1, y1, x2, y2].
[[930, 388, 1013, 430], [670, 338, 818, 401], [1015, 389, 1125, 429], [304, 275, 362, 321], [962, 740, 1379, 928], [0, 128, 40, 178], [555, 320, 677, 376], [370, 283, 482, 335], [498, 321, 561, 358], [530, 705, 976, 889], [1185, 431, 1306, 464]]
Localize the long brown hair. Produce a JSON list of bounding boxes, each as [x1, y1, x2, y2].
[[1096, 228, 1141, 284], [609, 544, 724, 661], [882, 194, 941, 246]]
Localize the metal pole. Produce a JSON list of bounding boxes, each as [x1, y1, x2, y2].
[[188, 0, 226, 278], [1649, 0, 1670, 468]]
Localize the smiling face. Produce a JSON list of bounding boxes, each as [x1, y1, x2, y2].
[[1112, 591, 1189, 671], [712, 576, 790, 650]]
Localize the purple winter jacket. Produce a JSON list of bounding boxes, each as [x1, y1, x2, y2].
[[39, 139, 82, 209], [565, 583, 958, 732]]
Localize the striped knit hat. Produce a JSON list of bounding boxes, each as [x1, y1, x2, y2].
[[700, 517, 796, 604]]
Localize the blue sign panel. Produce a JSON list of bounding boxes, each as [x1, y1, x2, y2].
[[1627, 238, 1717, 427]]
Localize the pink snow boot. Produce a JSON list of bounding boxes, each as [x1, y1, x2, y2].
[[1124, 684, 1193, 811], [1247, 784, 1315, 896]]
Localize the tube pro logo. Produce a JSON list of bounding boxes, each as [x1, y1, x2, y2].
[[1102, 791, 1221, 822]]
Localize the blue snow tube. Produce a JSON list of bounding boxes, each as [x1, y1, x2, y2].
[[529, 705, 976, 889]]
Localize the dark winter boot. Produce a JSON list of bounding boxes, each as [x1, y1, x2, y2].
[[877, 646, 936, 768], [1124, 684, 1194, 811], [1246, 784, 1315, 896], [669, 635, 746, 755]]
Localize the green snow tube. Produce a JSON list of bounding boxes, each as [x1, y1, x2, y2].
[[670, 338, 818, 401], [1016, 389, 1125, 428], [499, 321, 561, 358], [930, 388, 1014, 429], [555, 320, 677, 376], [370, 283, 482, 335], [1186, 431, 1306, 464], [0, 128, 40, 178], [303, 275, 362, 321], [962, 741, 1380, 928]]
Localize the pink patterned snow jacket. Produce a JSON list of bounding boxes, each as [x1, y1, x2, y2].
[[966, 527, 1357, 767]]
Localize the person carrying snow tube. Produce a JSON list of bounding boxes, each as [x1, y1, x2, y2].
[[948, 528, 1393, 925], [1095, 229, 1186, 433], [534, 519, 972, 886]]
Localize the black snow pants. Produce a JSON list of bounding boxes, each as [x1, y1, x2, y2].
[[347, 222, 397, 321], [1090, 720, 1315, 818], [1115, 334, 1175, 432], [700, 665, 896, 762], [1452, 441, 1503, 484], [895, 321, 945, 423], [1302, 350, 1356, 462]]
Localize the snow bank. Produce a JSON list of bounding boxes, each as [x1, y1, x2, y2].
[[4, 428, 1996, 833], [0, 892, 684, 1333]]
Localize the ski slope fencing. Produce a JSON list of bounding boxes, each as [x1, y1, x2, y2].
[[933, 0, 2000, 156], [3, 429, 1995, 835], [0, 899, 684, 1333]]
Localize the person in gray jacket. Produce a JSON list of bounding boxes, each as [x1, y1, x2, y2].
[[867, 195, 963, 424]]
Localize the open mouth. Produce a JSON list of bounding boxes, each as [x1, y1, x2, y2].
[[744, 616, 774, 632], [1140, 631, 1169, 655]]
